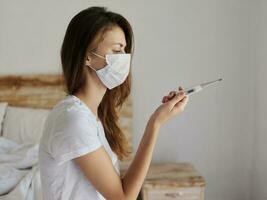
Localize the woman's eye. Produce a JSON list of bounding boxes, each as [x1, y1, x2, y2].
[[113, 50, 124, 53]]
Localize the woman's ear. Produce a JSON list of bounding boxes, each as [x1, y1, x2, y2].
[[85, 54, 92, 67]]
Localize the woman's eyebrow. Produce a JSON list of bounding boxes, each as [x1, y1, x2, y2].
[[112, 42, 126, 47]]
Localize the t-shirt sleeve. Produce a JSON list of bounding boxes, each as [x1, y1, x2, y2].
[[49, 111, 102, 166]]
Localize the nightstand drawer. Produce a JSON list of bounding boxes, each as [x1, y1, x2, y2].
[[143, 187, 203, 200]]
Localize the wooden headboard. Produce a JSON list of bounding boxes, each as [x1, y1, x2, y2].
[[0, 74, 66, 109], [0, 74, 133, 162]]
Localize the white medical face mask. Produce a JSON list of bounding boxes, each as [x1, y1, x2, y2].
[[87, 51, 131, 90]]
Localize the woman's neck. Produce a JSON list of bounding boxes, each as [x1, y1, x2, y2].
[[74, 82, 106, 120]]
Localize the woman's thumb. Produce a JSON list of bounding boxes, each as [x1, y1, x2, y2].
[[168, 92, 185, 107]]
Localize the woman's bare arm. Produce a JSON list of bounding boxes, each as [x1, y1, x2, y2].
[[120, 116, 159, 199], [74, 90, 188, 200], [73, 116, 159, 200]]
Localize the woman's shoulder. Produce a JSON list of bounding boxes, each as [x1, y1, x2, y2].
[[49, 95, 97, 126]]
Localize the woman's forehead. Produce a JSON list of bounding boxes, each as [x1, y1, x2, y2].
[[100, 26, 126, 48]]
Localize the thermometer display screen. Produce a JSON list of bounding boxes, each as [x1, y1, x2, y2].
[[186, 89, 194, 94]]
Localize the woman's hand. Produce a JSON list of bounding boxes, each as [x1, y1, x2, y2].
[[150, 86, 189, 128]]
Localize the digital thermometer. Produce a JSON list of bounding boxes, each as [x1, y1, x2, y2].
[[178, 78, 223, 96]]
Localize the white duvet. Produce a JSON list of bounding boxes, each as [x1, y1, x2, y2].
[[0, 137, 43, 200]]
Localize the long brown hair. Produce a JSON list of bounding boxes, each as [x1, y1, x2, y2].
[[60, 6, 134, 160]]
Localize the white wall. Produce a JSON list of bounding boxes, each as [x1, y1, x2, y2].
[[251, 1, 267, 200], [131, 1, 253, 200], [0, 1, 263, 200]]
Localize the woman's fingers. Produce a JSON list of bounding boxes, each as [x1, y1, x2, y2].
[[162, 86, 185, 103], [168, 91, 176, 97], [168, 91, 186, 108], [162, 91, 176, 103], [162, 96, 168, 103], [155, 86, 189, 126]]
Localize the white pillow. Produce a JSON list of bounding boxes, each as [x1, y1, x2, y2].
[[0, 102, 8, 136], [2, 106, 50, 144]]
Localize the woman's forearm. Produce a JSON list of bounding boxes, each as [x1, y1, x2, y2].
[[121, 115, 160, 200]]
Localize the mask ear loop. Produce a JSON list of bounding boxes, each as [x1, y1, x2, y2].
[[91, 51, 106, 60], [87, 64, 97, 72], [86, 51, 107, 72]]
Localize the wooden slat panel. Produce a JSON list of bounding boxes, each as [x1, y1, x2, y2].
[[0, 74, 66, 109]]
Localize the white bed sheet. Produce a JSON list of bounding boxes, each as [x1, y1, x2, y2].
[[0, 136, 42, 200]]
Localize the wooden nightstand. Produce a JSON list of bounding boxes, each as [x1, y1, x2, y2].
[[141, 162, 205, 200], [120, 162, 205, 200]]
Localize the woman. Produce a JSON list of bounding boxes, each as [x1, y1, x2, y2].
[[38, 6, 189, 200]]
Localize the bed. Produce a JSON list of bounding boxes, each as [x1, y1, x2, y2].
[[0, 74, 133, 199]]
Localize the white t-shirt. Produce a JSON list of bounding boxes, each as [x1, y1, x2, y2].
[[38, 94, 120, 200]]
